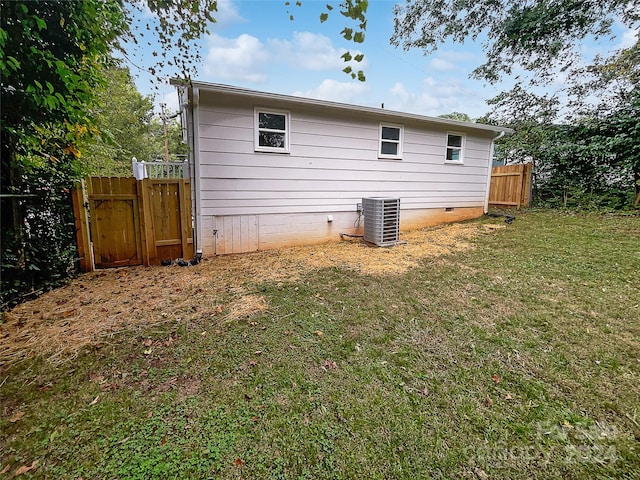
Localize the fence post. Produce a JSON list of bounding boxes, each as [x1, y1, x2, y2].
[[137, 178, 157, 266], [72, 180, 94, 272], [179, 179, 192, 259], [522, 163, 532, 207], [515, 164, 524, 209]]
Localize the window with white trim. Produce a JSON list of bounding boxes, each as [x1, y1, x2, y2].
[[379, 124, 403, 159], [445, 132, 464, 163], [255, 109, 290, 153]]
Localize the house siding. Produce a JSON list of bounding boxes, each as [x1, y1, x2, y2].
[[195, 90, 495, 255]]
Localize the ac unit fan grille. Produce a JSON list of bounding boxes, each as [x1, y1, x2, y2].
[[363, 197, 400, 246]]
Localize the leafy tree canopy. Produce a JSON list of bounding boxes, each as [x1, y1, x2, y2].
[[391, 0, 639, 87], [83, 68, 187, 176], [438, 112, 473, 122], [0, 0, 215, 305]]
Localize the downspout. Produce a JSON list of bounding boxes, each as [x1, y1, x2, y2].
[[189, 86, 203, 256], [484, 131, 505, 213]]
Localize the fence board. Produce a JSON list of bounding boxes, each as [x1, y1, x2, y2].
[[71, 181, 93, 272], [87, 177, 142, 268], [151, 180, 181, 261], [73, 177, 193, 271], [489, 164, 532, 208]]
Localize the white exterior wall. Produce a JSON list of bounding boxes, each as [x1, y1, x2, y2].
[[196, 90, 495, 255]]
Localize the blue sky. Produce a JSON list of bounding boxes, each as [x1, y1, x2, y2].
[[129, 0, 637, 119]]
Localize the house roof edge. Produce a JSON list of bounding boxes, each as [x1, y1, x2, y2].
[[170, 79, 513, 135]]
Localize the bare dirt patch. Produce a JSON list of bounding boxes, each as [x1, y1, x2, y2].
[[0, 222, 503, 366]]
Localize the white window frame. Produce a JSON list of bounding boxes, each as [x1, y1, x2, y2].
[[378, 123, 403, 159], [254, 108, 290, 153], [445, 132, 465, 164]]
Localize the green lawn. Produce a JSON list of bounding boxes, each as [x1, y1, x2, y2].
[[1, 210, 639, 479]]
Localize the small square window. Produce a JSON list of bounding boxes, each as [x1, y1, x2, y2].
[[446, 133, 464, 163], [255, 109, 290, 153], [379, 124, 403, 159]]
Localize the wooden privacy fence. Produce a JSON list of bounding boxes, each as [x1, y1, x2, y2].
[[489, 163, 532, 208], [72, 177, 193, 272]]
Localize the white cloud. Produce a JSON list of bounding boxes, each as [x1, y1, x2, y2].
[[201, 30, 368, 84], [428, 58, 456, 72], [211, 0, 245, 28], [269, 32, 368, 72], [617, 27, 638, 49], [202, 33, 269, 82], [292, 79, 367, 103], [389, 82, 410, 103], [438, 50, 480, 63], [386, 78, 484, 117]]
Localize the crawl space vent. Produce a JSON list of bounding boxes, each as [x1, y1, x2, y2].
[[363, 197, 400, 246]]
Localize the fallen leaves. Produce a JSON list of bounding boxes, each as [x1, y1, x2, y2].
[[321, 359, 337, 370], [417, 387, 430, 397], [474, 467, 489, 480], [2, 222, 485, 366], [14, 460, 38, 476], [314, 330, 323, 336], [9, 410, 24, 423]]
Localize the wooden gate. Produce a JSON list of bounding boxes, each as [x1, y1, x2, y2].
[[489, 163, 532, 209], [72, 177, 193, 271]]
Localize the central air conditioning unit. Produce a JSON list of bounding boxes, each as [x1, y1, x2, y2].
[[362, 197, 400, 246]]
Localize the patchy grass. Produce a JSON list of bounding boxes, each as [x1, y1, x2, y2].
[[1, 211, 639, 479]]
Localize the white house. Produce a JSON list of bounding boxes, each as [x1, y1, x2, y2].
[[172, 81, 512, 256]]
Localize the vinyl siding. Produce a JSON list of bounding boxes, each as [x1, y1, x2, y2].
[[197, 91, 494, 218]]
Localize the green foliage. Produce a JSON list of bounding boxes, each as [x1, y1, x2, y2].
[[319, 0, 368, 81], [0, 0, 211, 307], [391, 0, 639, 86], [0, 161, 79, 309], [1, 1, 124, 156], [0, 1, 126, 308], [123, 0, 217, 80], [96, 401, 236, 479], [81, 65, 188, 176], [438, 111, 473, 122], [482, 88, 640, 209]]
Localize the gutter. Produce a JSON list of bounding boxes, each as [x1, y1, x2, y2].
[[189, 86, 203, 255], [484, 131, 506, 213]]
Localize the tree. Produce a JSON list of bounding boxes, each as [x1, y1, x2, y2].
[[391, 0, 639, 208], [481, 87, 640, 209], [317, 0, 368, 81], [82, 65, 156, 176], [391, 0, 639, 87], [0, 0, 370, 305], [1, 1, 125, 306], [0, 0, 214, 306], [438, 112, 473, 122]]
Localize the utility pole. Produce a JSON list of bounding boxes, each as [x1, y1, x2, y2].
[[160, 103, 170, 163]]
